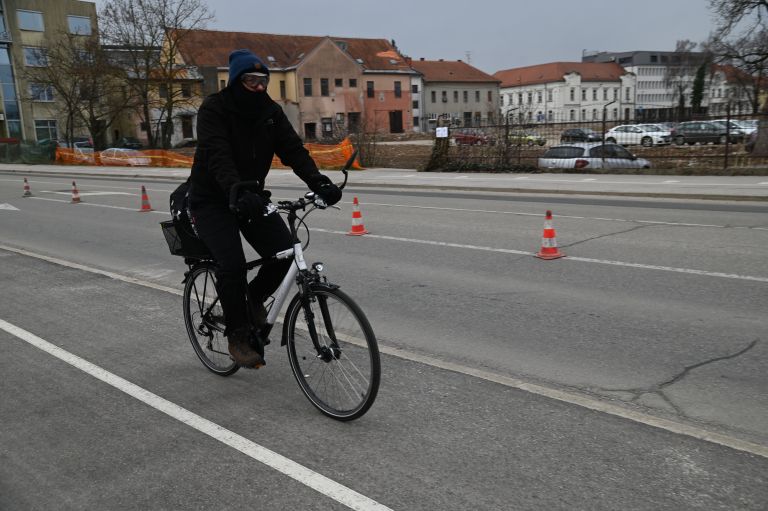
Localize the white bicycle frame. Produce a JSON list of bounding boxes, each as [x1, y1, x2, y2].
[[264, 241, 307, 326]]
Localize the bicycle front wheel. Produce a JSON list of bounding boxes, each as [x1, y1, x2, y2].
[[183, 263, 238, 376], [285, 286, 380, 421]]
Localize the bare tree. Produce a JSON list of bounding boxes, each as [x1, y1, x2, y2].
[[99, 0, 212, 148], [664, 40, 701, 121], [709, 0, 768, 154], [21, 32, 131, 149], [706, 28, 768, 114]]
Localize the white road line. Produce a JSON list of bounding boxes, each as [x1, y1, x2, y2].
[[29, 196, 168, 214], [663, 180, 681, 183], [2, 247, 767, 461], [311, 229, 768, 283], [0, 319, 392, 511], [40, 191, 134, 196]]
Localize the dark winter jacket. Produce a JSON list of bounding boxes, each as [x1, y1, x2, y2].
[[189, 86, 321, 204]]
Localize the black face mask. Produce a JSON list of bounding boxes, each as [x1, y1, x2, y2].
[[231, 79, 270, 115]]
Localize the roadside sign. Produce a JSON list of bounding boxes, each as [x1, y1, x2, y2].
[[436, 127, 448, 138]]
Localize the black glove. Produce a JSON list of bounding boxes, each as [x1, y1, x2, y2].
[[308, 175, 342, 206], [236, 191, 267, 220]]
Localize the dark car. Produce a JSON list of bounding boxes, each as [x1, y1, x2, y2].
[[560, 128, 602, 143], [117, 136, 143, 149], [671, 121, 734, 145]]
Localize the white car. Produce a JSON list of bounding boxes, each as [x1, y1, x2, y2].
[[99, 148, 151, 166], [604, 124, 671, 147], [538, 143, 651, 170]]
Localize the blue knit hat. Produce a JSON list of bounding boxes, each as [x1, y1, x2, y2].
[[228, 49, 269, 85]]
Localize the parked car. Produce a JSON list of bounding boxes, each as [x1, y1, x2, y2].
[[453, 129, 495, 146], [709, 120, 747, 142], [173, 138, 198, 148], [117, 136, 143, 149], [737, 119, 758, 134], [99, 147, 151, 166], [604, 124, 671, 147], [538, 142, 651, 170], [671, 121, 734, 145], [560, 128, 602, 143], [508, 130, 546, 146]]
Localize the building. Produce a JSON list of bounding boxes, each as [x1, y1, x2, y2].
[[0, 0, 97, 141], [494, 62, 636, 124], [582, 50, 715, 121], [175, 29, 419, 139], [707, 64, 757, 116], [408, 58, 500, 131]]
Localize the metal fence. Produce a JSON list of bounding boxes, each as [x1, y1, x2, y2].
[[437, 112, 768, 172]]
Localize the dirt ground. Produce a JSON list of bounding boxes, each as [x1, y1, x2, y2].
[[365, 140, 768, 175]]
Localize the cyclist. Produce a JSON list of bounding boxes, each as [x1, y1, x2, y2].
[[188, 49, 342, 368]]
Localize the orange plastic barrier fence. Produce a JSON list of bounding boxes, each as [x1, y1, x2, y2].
[[55, 137, 362, 170]]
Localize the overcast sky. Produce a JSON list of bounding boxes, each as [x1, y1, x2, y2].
[[93, 0, 717, 73]]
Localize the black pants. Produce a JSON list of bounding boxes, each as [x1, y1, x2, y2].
[[190, 199, 293, 335]]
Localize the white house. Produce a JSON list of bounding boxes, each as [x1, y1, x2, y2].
[[493, 62, 636, 124]]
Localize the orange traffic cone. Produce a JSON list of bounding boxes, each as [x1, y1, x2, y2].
[[346, 197, 369, 236], [23, 178, 32, 197], [535, 210, 565, 260], [71, 180, 81, 203], [139, 185, 153, 212]]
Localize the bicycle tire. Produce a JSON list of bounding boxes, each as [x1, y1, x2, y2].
[[284, 286, 380, 421], [183, 263, 239, 376]]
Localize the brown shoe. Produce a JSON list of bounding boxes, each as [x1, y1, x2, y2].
[[227, 328, 265, 368]]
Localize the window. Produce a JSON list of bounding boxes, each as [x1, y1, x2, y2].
[[334, 78, 343, 87], [569, 109, 575, 121], [413, 116, 419, 127], [321, 117, 333, 135], [537, 91, 542, 103], [219, 79, 225, 90], [547, 90, 553, 102], [35, 120, 57, 141], [614, 88, 619, 100], [592, 109, 598, 120], [475, 90, 480, 102], [488, 91, 493, 102], [30, 83, 53, 101], [454, 90, 459, 102], [181, 83, 191, 98], [348, 112, 361, 132], [592, 89, 598, 101], [463, 90, 468, 103], [570, 88, 575, 101], [349, 78, 357, 88], [17, 10, 44, 31], [304, 78, 312, 96], [527, 92, 532, 104], [650, 55, 658, 63], [613, 108, 618, 119], [581, 109, 586, 120], [412, 84, 418, 93], [548, 110, 553, 121], [518, 93, 523, 104], [626, 87, 631, 101], [181, 116, 193, 139], [321, 78, 329, 96], [431, 91, 436, 103], [23, 47, 47, 67], [394, 81, 401, 98], [582, 89, 587, 101], [603, 89, 608, 101], [367, 81, 374, 98], [159, 84, 168, 99], [441, 90, 447, 102], [279, 80, 286, 99], [412, 100, 419, 109], [67, 15, 91, 35]]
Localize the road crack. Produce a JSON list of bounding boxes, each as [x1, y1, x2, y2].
[[595, 339, 759, 415], [560, 224, 651, 249]]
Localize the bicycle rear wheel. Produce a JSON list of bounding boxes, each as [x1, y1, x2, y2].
[[285, 286, 380, 421], [183, 264, 238, 376]]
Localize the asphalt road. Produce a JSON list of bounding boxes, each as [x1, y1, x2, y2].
[[1, 174, 767, 510]]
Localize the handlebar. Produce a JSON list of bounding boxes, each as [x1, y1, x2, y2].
[[228, 149, 358, 214]]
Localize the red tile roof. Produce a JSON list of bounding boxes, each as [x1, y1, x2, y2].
[[712, 64, 755, 84], [409, 59, 500, 83], [494, 62, 628, 87], [174, 29, 412, 72]]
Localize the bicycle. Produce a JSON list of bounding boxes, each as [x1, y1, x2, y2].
[[161, 151, 380, 421]]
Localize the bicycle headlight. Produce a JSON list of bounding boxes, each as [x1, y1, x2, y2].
[[312, 262, 324, 272]]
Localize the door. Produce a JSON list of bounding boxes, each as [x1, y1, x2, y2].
[[304, 123, 317, 140], [389, 111, 403, 133]]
